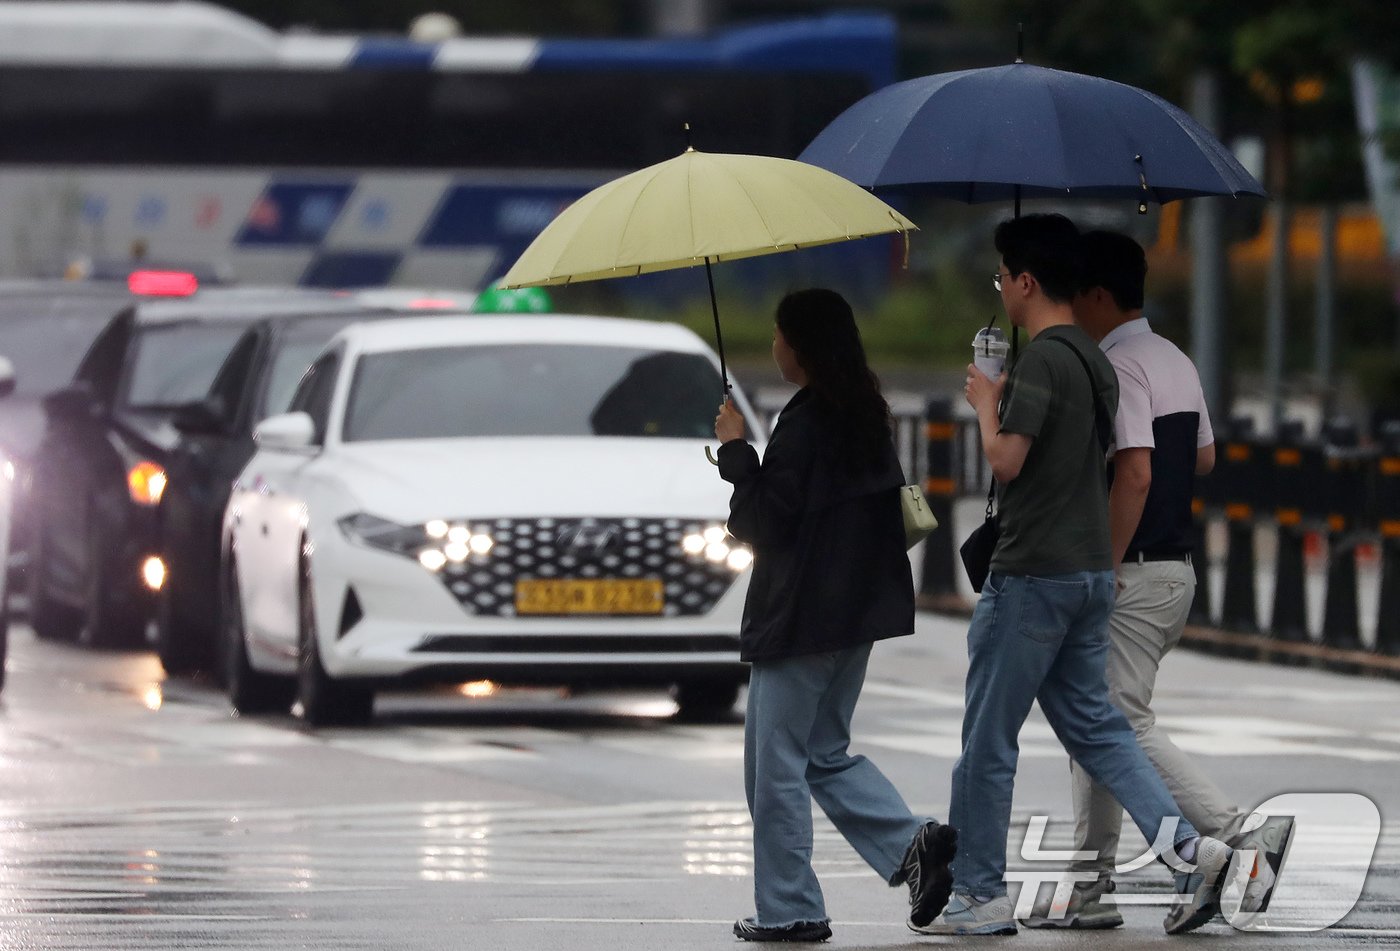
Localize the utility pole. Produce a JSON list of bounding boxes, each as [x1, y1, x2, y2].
[[1315, 204, 1338, 414], [1190, 70, 1229, 428], [1265, 195, 1288, 435]]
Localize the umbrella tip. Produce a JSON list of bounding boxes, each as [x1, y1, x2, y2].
[[1015, 22, 1024, 63], [684, 121, 695, 152]]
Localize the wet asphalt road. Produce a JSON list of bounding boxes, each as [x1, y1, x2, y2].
[[0, 612, 1397, 950]]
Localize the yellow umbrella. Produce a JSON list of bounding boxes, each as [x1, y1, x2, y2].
[[500, 144, 917, 393]]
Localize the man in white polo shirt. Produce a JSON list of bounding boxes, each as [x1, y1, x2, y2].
[[1022, 230, 1292, 929]]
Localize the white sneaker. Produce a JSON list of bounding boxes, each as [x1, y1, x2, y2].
[[911, 892, 1017, 936]]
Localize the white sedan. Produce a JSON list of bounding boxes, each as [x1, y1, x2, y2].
[[221, 315, 760, 725]]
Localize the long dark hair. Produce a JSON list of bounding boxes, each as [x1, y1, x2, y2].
[[775, 288, 892, 470]]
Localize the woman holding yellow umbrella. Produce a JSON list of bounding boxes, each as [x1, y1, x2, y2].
[[715, 288, 957, 942]]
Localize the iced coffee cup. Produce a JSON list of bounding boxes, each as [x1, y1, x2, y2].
[[973, 327, 1009, 379]]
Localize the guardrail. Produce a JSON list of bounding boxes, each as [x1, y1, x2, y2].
[[752, 389, 1400, 675]]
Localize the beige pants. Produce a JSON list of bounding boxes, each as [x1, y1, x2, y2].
[[1070, 559, 1248, 874]]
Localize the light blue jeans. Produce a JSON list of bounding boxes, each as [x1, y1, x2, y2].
[[746, 644, 926, 926], [948, 570, 1200, 897]]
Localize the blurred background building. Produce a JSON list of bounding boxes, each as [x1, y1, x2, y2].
[[1, 0, 1399, 432]]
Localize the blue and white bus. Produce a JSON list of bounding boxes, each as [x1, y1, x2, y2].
[[0, 1, 897, 291]]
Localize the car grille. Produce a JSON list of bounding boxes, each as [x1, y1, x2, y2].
[[436, 517, 739, 618]]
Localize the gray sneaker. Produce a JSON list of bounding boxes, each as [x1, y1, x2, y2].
[[1164, 836, 1234, 935], [1228, 815, 1294, 915], [911, 892, 1017, 936], [1022, 876, 1123, 929]]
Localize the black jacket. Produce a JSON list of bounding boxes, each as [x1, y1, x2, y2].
[[717, 388, 914, 662]]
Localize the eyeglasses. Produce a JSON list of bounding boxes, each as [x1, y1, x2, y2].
[[992, 271, 1004, 292]]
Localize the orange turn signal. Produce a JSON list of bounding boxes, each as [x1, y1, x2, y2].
[[128, 461, 167, 506]]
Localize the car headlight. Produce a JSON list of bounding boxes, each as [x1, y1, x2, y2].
[[680, 522, 752, 573], [338, 513, 494, 573], [141, 556, 167, 591]]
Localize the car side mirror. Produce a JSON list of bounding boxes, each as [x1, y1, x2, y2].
[[254, 412, 317, 452], [172, 396, 229, 436], [42, 383, 96, 420], [0, 356, 14, 398]]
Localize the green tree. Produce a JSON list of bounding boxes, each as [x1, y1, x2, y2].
[[947, 0, 1386, 200]]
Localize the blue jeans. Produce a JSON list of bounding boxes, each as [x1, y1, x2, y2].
[[746, 644, 926, 926], [948, 570, 1200, 897]]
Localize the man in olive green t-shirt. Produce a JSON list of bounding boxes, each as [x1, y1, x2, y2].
[[913, 215, 1255, 938], [991, 320, 1118, 576]]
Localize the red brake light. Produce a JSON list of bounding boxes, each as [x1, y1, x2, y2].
[[128, 270, 198, 297], [407, 297, 460, 309]]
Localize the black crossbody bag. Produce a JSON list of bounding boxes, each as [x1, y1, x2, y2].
[[959, 336, 1112, 592]]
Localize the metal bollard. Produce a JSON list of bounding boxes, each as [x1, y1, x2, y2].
[[1375, 422, 1400, 655], [1320, 417, 1364, 651], [918, 397, 959, 599], [1269, 419, 1310, 646], [1219, 416, 1260, 633]]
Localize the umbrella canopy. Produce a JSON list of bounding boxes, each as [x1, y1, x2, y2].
[[499, 147, 916, 289], [798, 62, 1265, 204]]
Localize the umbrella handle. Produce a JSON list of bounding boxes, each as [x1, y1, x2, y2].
[[705, 258, 729, 392], [705, 445, 719, 466]]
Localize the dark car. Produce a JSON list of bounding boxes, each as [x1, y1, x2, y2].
[[27, 288, 387, 650], [155, 306, 423, 675], [0, 282, 140, 599]]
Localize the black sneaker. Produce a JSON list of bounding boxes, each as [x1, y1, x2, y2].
[[895, 819, 959, 928], [732, 918, 832, 942]]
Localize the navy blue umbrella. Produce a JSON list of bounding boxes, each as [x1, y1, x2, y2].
[[799, 62, 1265, 206]]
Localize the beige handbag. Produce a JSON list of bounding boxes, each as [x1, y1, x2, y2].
[[900, 484, 938, 550]]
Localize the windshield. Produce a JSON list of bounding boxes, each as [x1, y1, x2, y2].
[[121, 322, 248, 410], [260, 316, 367, 419], [342, 344, 725, 443], [0, 295, 126, 396]]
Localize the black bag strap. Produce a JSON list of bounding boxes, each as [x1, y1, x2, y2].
[[1047, 335, 1113, 453]]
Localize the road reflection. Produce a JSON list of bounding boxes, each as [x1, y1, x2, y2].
[[0, 628, 763, 946], [0, 798, 763, 919]]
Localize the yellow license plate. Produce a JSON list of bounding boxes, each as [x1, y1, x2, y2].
[[515, 578, 665, 615]]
